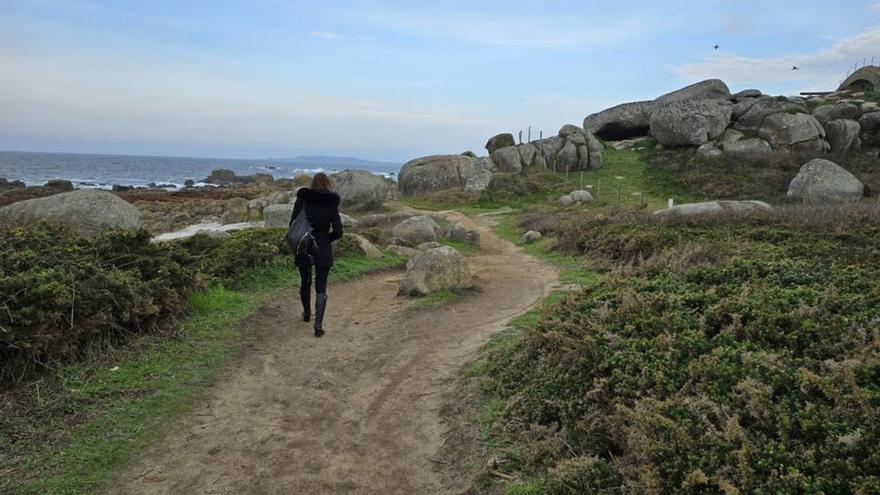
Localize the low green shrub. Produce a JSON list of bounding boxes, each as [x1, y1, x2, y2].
[[480, 208, 880, 493], [0, 224, 196, 380], [1, 224, 367, 381]]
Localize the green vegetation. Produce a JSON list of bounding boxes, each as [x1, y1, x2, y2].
[[0, 224, 405, 494], [402, 146, 697, 213], [470, 206, 880, 494]]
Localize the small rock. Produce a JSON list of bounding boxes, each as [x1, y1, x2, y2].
[[569, 190, 595, 202], [521, 231, 542, 243], [417, 241, 442, 251], [558, 194, 574, 207], [398, 246, 474, 296]]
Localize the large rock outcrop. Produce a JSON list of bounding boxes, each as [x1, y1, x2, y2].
[[758, 112, 828, 152], [583, 100, 655, 140], [398, 246, 474, 296], [398, 155, 494, 196], [331, 170, 388, 211], [786, 159, 864, 202], [0, 189, 142, 236], [584, 79, 730, 140], [530, 125, 603, 172], [650, 100, 733, 147]]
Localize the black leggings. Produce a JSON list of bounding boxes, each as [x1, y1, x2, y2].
[[298, 264, 330, 295]]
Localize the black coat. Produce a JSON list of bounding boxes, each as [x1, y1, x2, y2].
[[289, 188, 343, 269]]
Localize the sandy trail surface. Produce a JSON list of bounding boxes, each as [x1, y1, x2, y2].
[[110, 212, 557, 495]]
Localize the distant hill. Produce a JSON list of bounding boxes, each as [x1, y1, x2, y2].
[[267, 155, 400, 169]]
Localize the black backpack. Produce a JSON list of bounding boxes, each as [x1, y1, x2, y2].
[[286, 206, 318, 258]]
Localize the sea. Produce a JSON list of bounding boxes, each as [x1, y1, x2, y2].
[[0, 151, 400, 189]]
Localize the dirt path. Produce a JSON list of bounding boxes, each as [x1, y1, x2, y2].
[[110, 212, 557, 495]]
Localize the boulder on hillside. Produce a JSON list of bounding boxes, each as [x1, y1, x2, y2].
[[650, 100, 733, 147], [653, 200, 773, 218], [263, 204, 294, 227], [0, 189, 142, 236], [331, 169, 387, 210], [485, 133, 516, 154], [654, 78, 731, 104], [583, 100, 655, 140], [569, 190, 595, 202], [398, 246, 474, 296], [734, 98, 808, 133], [398, 155, 495, 196], [758, 113, 828, 152], [812, 102, 862, 124], [786, 159, 864, 202], [390, 215, 444, 246], [825, 119, 862, 153]]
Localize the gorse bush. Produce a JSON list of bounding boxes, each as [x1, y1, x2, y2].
[[0, 224, 196, 380], [484, 208, 880, 494], [1, 224, 360, 382]]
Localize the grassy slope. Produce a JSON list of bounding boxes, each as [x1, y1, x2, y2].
[[2, 253, 404, 495], [460, 149, 880, 493]]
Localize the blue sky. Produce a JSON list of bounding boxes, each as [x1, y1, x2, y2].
[[2, 0, 879, 162]]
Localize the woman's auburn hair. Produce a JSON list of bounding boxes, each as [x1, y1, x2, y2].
[[311, 172, 332, 191]]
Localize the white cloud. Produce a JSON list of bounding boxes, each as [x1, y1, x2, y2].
[[310, 31, 341, 39], [673, 26, 880, 91], [365, 10, 646, 48]]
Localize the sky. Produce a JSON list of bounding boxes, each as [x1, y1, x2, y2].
[[2, 0, 879, 162]]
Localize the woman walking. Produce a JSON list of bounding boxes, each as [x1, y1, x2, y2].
[[289, 173, 343, 337]]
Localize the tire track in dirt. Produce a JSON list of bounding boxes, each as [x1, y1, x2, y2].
[[109, 212, 557, 495]]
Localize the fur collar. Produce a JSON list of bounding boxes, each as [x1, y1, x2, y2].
[[297, 187, 340, 207]]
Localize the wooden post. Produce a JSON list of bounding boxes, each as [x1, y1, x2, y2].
[[539, 130, 543, 141], [596, 179, 601, 199], [528, 126, 531, 142], [617, 184, 622, 209], [518, 130, 523, 144], [579, 171, 583, 188]]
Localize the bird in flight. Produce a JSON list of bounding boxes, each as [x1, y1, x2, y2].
[[714, 45, 719, 50], [792, 66, 800, 70]]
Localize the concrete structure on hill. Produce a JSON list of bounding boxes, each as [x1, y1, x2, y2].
[[838, 63, 880, 92]]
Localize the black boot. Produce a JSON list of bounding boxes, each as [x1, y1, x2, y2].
[[300, 289, 311, 322], [314, 293, 327, 337]]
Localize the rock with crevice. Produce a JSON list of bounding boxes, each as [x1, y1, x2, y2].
[[825, 119, 861, 153]]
